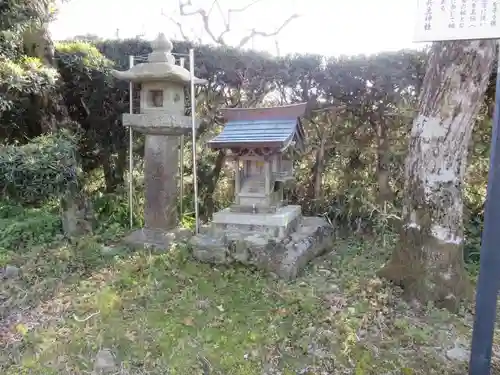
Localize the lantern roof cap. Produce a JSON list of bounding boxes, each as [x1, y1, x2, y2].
[[111, 32, 207, 85]]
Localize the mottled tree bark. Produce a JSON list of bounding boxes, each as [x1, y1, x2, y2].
[[379, 40, 496, 311]]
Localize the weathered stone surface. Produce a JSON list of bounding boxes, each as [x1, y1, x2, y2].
[[93, 349, 116, 374], [212, 205, 302, 239], [190, 233, 228, 263], [3, 265, 20, 279], [111, 32, 206, 85], [124, 227, 191, 250], [144, 134, 179, 231], [123, 112, 199, 135], [100, 245, 120, 256], [60, 194, 94, 237], [445, 346, 470, 362], [191, 216, 334, 280], [113, 32, 207, 254]]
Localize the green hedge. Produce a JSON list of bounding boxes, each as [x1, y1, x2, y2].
[[0, 130, 79, 204]]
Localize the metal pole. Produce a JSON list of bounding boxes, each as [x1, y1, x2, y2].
[[189, 49, 200, 234], [468, 42, 500, 375], [179, 135, 184, 219], [128, 55, 134, 229], [179, 57, 185, 220]]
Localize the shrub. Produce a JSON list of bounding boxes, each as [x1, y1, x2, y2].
[[0, 204, 61, 250], [0, 130, 80, 204]]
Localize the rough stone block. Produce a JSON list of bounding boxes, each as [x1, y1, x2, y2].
[[124, 227, 191, 250], [60, 194, 94, 237], [189, 233, 228, 264], [190, 216, 334, 280]]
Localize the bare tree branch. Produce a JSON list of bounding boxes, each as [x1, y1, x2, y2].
[[207, 0, 218, 17], [161, 9, 191, 41], [214, 0, 265, 44], [225, 0, 264, 29], [235, 13, 299, 49], [171, 0, 299, 49], [229, 0, 264, 14], [178, 0, 222, 44]]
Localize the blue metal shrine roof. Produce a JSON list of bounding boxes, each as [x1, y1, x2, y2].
[[207, 119, 303, 150]]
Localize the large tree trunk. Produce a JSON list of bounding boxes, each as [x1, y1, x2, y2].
[[379, 40, 496, 311]]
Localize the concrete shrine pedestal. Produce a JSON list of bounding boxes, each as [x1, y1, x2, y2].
[[191, 208, 334, 280], [212, 205, 302, 238], [112, 32, 206, 249]]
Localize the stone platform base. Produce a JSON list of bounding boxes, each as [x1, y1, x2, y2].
[[124, 227, 191, 249], [190, 216, 334, 280], [212, 205, 302, 239]]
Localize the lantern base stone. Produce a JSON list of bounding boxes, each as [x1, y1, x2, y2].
[[124, 227, 192, 250]]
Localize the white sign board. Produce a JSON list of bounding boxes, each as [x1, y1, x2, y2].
[[414, 0, 500, 42]]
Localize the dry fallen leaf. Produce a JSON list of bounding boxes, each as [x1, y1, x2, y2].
[[323, 293, 347, 314], [125, 330, 137, 341], [15, 323, 28, 336], [275, 308, 288, 316], [183, 317, 195, 326]]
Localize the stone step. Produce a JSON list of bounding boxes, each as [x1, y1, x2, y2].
[[211, 225, 279, 239]]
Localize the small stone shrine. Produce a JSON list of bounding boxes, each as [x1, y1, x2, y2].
[[112, 32, 206, 248], [191, 103, 334, 280]]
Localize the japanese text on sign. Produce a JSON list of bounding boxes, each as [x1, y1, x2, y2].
[[414, 0, 500, 41]]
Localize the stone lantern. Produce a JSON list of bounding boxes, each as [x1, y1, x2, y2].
[[112, 32, 206, 248]]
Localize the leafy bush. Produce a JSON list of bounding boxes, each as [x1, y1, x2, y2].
[[56, 41, 112, 69], [0, 201, 61, 251], [0, 56, 58, 113], [0, 130, 79, 204], [55, 41, 129, 190]]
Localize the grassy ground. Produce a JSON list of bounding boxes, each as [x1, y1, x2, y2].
[[0, 201, 494, 374]]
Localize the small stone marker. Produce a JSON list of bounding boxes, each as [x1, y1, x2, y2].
[[93, 348, 116, 374], [3, 265, 19, 279], [446, 346, 470, 362]]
